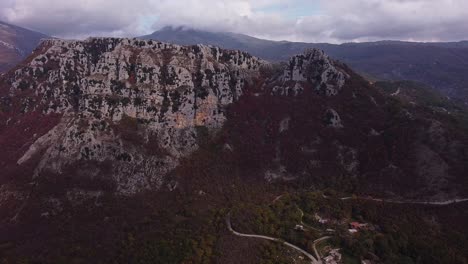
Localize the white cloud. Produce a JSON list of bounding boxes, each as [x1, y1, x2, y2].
[[1, 0, 468, 42], [308, 0, 468, 42], [0, 0, 156, 38]]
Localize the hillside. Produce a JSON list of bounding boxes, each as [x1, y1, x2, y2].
[[0, 38, 467, 262], [143, 27, 468, 103], [0, 21, 49, 73]]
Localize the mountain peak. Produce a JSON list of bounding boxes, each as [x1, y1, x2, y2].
[[0, 37, 356, 197], [1, 37, 264, 195], [0, 20, 49, 73], [281, 49, 348, 96]]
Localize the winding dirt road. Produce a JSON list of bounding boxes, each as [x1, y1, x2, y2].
[[226, 212, 322, 264], [344, 197, 468, 206], [298, 208, 323, 233], [312, 236, 331, 260]]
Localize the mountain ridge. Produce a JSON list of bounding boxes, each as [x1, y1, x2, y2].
[[142, 27, 468, 102], [144, 26, 468, 49], [1, 36, 468, 262], [0, 20, 50, 73], [1, 37, 466, 207], [0, 37, 264, 195]]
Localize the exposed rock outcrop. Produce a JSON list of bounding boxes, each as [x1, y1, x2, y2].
[[2, 37, 466, 203], [283, 49, 348, 96], [1, 38, 264, 195]]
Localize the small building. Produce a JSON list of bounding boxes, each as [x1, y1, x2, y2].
[[315, 213, 329, 224], [348, 229, 358, 234], [350, 222, 368, 230], [324, 249, 342, 264], [295, 224, 304, 231], [324, 256, 335, 263]]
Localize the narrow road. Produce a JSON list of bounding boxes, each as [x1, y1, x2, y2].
[[312, 236, 331, 260], [323, 193, 468, 206], [226, 212, 320, 264], [298, 209, 322, 233], [344, 197, 468, 206], [271, 194, 285, 204], [376, 198, 468, 205]]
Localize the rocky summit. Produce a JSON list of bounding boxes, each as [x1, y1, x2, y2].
[[1, 37, 265, 195], [1, 37, 468, 263], [1, 36, 467, 204]]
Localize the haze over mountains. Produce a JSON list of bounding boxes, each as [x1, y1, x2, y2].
[[0, 21, 49, 73], [143, 27, 468, 103]]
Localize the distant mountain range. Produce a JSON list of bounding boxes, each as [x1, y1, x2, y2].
[[0, 21, 49, 73], [142, 27, 468, 102]]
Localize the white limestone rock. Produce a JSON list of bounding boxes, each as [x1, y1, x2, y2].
[[282, 49, 348, 96], [8, 38, 264, 195], [325, 109, 343, 128]]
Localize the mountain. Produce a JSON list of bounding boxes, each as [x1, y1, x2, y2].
[[0, 21, 49, 73], [140, 26, 311, 61], [0, 38, 264, 195], [142, 27, 468, 103], [1, 38, 468, 262]]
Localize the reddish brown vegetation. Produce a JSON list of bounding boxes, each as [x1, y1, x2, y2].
[[0, 111, 61, 182]]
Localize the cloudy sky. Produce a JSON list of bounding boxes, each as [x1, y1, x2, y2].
[[1, 0, 468, 43]]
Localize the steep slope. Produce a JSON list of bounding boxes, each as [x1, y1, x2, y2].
[[0, 21, 49, 73], [219, 51, 468, 200], [143, 27, 468, 102], [1, 38, 468, 262], [0, 37, 263, 196]]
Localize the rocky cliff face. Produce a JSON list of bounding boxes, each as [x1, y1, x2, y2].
[[282, 49, 347, 96], [2, 36, 466, 202], [2, 37, 468, 263], [1, 38, 263, 195], [143, 27, 468, 104]]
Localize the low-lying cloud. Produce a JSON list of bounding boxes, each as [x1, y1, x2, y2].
[[1, 0, 467, 43]]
